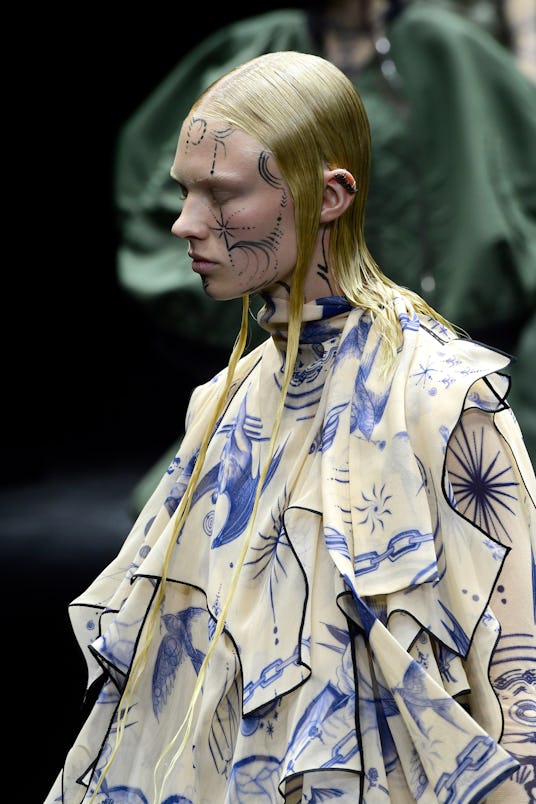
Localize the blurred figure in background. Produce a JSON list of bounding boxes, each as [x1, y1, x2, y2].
[[465, 0, 536, 81], [48, 49, 536, 804], [114, 0, 536, 509], [383, 0, 536, 81], [503, 0, 536, 83]]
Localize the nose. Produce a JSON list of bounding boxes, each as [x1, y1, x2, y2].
[[171, 196, 207, 240]]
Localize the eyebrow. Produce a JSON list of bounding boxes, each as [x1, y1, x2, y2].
[[170, 169, 245, 188]]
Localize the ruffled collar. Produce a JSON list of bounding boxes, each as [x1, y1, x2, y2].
[[257, 295, 353, 345]]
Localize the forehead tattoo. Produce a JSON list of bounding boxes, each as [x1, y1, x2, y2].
[[182, 117, 290, 294], [184, 117, 235, 174]]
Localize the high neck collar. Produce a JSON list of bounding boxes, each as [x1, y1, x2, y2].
[[257, 295, 353, 345]]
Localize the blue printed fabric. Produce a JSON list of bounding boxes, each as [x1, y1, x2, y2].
[[46, 294, 536, 803]]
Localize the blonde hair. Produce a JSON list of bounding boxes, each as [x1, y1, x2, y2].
[[93, 51, 456, 801]]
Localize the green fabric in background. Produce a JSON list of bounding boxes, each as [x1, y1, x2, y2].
[[115, 4, 536, 479]]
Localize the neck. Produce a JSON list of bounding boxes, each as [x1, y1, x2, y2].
[[269, 225, 344, 306]]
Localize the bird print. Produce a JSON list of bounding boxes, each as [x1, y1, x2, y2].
[[393, 661, 467, 737], [152, 606, 206, 718]]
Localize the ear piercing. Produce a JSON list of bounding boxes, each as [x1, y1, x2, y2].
[[335, 172, 358, 194]]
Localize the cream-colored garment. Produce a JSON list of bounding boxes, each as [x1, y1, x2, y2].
[[46, 295, 536, 803]]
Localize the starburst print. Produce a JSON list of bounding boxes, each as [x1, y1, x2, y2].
[[447, 419, 518, 541], [355, 483, 392, 532]]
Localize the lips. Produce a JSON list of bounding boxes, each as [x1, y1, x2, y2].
[[188, 251, 216, 274]]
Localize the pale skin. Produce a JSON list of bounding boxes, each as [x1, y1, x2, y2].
[[170, 114, 356, 303]]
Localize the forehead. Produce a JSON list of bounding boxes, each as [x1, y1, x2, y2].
[[173, 115, 265, 181]]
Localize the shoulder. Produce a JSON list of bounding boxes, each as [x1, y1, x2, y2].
[[414, 312, 512, 367], [405, 313, 513, 409], [185, 341, 267, 426]]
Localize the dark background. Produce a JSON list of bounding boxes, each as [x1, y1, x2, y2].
[[3, 7, 303, 800], [5, 6, 526, 801]]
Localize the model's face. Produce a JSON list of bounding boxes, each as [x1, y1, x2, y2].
[[171, 116, 297, 300]]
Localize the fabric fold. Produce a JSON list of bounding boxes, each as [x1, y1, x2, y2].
[[47, 295, 535, 803]]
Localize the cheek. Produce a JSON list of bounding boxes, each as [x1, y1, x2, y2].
[[278, 204, 297, 256], [251, 196, 296, 258], [214, 213, 296, 296], [226, 200, 291, 271], [242, 198, 285, 236]]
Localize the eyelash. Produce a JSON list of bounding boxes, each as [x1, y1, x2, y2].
[[178, 188, 233, 208]]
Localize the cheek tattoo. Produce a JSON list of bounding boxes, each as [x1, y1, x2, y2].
[[335, 172, 358, 194]]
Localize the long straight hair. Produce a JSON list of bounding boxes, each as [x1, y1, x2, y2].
[[92, 51, 456, 801]]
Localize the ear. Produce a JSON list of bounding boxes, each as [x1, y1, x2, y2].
[[320, 169, 358, 224]]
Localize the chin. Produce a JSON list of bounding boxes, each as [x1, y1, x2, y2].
[[202, 282, 249, 301]]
